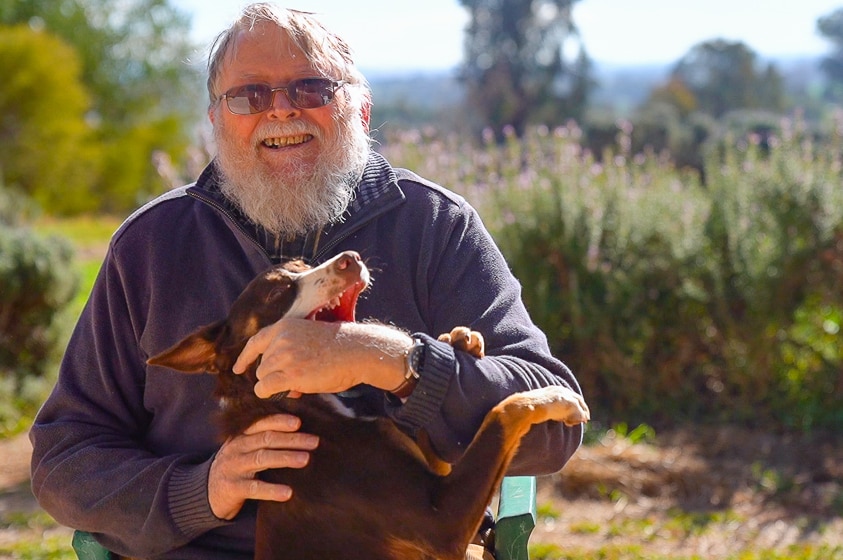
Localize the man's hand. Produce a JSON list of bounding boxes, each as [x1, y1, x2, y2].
[[208, 414, 319, 520], [232, 319, 411, 398]]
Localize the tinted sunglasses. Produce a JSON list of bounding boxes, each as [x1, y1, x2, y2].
[[221, 78, 346, 114]]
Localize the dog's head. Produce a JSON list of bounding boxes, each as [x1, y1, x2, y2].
[[147, 250, 370, 377]]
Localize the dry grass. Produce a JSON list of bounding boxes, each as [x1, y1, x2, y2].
[[531, 426, 843, 559]]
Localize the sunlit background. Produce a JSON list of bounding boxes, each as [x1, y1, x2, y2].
[[3, 2, 843, 557], [172, 0, 842, 70]]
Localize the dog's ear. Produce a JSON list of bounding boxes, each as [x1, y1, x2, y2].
[[147, 321, 226, 374]]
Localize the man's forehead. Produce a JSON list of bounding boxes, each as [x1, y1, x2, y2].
[[221, 27, 316, 80], [228, 25, 300, 61]]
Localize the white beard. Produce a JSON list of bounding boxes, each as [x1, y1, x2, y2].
[[213, 114, 370, 237]]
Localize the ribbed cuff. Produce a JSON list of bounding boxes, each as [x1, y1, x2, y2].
[[390, 332, 454, 433], [168, 458, 230, 539]]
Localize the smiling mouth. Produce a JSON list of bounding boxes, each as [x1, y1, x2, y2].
[[262, 135, 314, 148]]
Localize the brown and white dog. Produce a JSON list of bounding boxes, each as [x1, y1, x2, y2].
[[148, 250, 589, 560]]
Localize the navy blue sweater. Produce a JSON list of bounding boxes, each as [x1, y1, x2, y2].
[[30, 152, 583, 559]]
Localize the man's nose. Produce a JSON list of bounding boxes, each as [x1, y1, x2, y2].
[[267, 88, 300, 118]]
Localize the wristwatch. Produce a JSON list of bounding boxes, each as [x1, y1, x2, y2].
[[391, 338, 424, 399]]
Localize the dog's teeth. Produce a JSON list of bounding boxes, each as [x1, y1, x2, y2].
[[308, 297, 343, 319]]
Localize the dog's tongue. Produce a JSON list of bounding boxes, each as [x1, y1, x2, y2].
[[307, 284, 362, 322]]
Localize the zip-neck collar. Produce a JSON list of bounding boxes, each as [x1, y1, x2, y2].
[[189, 151, 405, 264]]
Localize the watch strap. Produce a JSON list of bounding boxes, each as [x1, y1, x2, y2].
[[391, 338, 424, 399]]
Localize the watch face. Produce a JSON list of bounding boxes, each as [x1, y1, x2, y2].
[[407, 340, 424, 378]]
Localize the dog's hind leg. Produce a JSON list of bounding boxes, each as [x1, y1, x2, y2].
[[431, 385, 589, 554], [416, 429, 452, 476]]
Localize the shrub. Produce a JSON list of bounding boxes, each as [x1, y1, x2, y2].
[[0, 187, 77, 394], [699, 123, 843, 430]]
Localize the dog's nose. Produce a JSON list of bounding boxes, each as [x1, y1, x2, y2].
[[336, 251, 362, 270]]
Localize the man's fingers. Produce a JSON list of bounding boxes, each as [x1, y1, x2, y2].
[[232, 326, 273, 374], [236, 427, 320, 455], [254, 374, 289, 399], [244, 479, 293, 503], [253, 449, 311, 469], [209, 433, 316, 518], [209, 476, 294, 519], [241, 413, 302, 435]]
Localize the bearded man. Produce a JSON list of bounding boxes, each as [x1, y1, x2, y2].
[[30, 4, 584, 559]]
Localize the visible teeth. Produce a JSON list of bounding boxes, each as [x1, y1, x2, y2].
[[310, 297, 342, 318], [263, 135, 311, 148], [320, 298, 340, 312]]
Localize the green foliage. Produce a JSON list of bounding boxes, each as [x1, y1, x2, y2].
[[668, 39, 786, 118], [699, 127, 843, 429], [527, 544, 843, 560], [380, 118, 843, 432], [528, 542, 566, 559], [1, 0, 199, 122], [0, 187, 77, 392], [0, 507, 74, 559], [0, 214, 111, 437], [0, 25, 101, 211], [458, 0, 591, 138], [625, 40, 788, 169], [1, 0, 203, 214], [579, 421, 654, 446], [609, 422, 655, 444], [0, 536, 75, 559], [536, 501, 562, 521], [663, 508, 741, 536]]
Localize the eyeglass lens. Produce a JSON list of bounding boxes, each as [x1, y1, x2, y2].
[[224, 78, 341, 114]]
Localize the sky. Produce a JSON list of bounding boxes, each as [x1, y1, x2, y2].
[[171, 0, 843, 72]]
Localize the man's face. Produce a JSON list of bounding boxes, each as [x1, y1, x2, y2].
[[208, 23, 370, 237], [210, 24, 339, 179]]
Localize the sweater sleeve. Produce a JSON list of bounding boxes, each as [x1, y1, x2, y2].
[[29, 248, 230, 557], [384, 192, 584, 475]]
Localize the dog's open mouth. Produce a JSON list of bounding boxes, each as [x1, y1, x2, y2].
[[305, 280, 366, 323]]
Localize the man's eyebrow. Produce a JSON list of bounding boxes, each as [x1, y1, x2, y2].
[[234, 73, 270, 82]]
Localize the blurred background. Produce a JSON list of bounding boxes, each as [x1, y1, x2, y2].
[[2, 1, 843, 558]]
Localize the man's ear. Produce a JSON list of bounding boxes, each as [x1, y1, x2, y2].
[[147, 321, 226, 374], [208, 106, 216, 126], [361, 98, 371, 134]]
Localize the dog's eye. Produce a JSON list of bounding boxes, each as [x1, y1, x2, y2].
[[265, 286, 289, 303]]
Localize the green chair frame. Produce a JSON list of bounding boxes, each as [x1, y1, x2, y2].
[[73, 475, 536, 559]]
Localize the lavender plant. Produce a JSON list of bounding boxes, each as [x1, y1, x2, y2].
[[380, 119, 843, 431]]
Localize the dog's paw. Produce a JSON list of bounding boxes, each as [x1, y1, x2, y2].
[[545, 386, 590, 426], [513, 385, 589, 427], [438, 327, 485, 358]]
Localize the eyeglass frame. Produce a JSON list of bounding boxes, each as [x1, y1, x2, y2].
[[219, 78, 347, 115]]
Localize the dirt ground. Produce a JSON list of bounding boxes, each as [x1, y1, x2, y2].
[[0, 433, 75, 552], [2, 426, 842, 558]]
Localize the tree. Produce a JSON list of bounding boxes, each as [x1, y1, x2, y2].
[[459, 0, 592, 139], [817, 8, 843, 101], [668, 39, 785, 118], [0, 25, 101, 212], [646, 77, 698, 118], [1, 0, 202, 213]]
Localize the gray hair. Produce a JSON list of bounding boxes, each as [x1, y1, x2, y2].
[[206, 3, 370, 109]]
